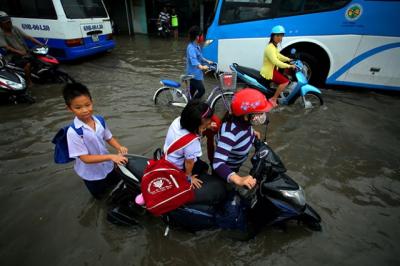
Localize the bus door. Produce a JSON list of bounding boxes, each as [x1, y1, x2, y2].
[[344, 36, 400, 88]]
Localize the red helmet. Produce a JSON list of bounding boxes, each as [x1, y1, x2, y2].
[[231, 88, 272, 116]]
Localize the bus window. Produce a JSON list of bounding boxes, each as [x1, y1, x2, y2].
[[0, 0, 57, 19], [278, 0, 351, 16], [61, 0, 108, 19], [219, 0, 274, 25]]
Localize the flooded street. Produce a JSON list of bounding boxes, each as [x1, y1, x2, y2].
[[0, 35, 399, 266]]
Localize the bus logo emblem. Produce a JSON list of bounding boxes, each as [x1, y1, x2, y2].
[[345, 4, 362, 21]]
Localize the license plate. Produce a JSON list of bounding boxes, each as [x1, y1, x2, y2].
[[91, 34, 99, 42]]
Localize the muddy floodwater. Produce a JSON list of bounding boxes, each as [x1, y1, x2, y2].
[[0, 36, 399, 266]]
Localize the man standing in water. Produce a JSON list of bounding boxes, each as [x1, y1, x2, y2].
[[0, 11, 43, 88]]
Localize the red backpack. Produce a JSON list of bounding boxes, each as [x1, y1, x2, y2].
[[141, 133, 198, 216]]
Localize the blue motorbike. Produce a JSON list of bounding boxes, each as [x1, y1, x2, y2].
[[230, 49, 323, 108], [107, 137, 322, 239]]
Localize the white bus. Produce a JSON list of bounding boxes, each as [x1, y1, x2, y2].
[[203, 0, 400, 91], [0, 0, 115, 60]]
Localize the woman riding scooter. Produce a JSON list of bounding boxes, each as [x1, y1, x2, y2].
[[260, 25, 296, 107], [213, 88, 273, 189]]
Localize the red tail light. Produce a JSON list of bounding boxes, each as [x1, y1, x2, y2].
[[106, 33, 113, 40], [65, 38, 83, 47]]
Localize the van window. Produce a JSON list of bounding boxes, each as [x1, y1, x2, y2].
[[0, 0, 57, 19], [61, 0, 108, 19]]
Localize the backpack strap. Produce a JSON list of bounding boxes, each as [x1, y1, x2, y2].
[[94, 115, 106, 129], [165, 133, 199, 156], [67, 115, 105, 138], [70, 123, 83, 137]]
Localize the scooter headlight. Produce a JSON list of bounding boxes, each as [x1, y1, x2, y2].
[[203, 39, 214, 47], [280, 186, 306, 208], [33, 46, 48, 55]]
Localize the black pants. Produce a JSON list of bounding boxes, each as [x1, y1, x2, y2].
[[190, 79, 206, 99], [192, 158, 209, 175], [83, 168, 121, 199], [193, 173, 227, 205]]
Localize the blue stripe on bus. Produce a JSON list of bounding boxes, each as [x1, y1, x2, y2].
[[326, 80, 400, 91], [327, 42, 400, 83]]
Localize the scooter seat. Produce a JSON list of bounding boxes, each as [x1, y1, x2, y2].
[[233, 63, 273, 90], [233, 63, 263, 80], [161, 79, 181, 88], [124, 155, 149, 182]]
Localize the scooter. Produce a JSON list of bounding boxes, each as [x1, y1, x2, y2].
[[5, 45, 75, 84], [108, 138, 322, 237], [157, 21, 171, 38], [0, 53, 34, 104], [230, 49, 323, 109]]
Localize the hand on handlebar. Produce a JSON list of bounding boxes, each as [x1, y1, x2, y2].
[[230, 173, 257, 190], [201, 65, 209, 71]]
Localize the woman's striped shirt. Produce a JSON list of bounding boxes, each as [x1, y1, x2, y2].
[[213, 119, 255, 181]]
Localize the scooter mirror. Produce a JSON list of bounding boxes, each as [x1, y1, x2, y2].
[[291, 48, 296, 55]]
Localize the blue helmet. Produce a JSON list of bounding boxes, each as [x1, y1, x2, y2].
[[271, 25, 285, 34]]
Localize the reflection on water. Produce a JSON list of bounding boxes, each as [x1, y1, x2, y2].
[[0, 35, 399, 266]]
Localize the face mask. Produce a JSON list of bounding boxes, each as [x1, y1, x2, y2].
[[250, 113, 267, 126]]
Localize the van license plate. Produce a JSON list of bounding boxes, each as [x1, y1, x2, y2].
[[91, 34, 99, 42]]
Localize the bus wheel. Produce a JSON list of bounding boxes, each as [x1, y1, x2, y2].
[[297, 52, 325, 87]]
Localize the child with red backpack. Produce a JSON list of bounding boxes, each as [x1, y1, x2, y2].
[[139, 101, 226, 215], [163, 100, 213, 187]]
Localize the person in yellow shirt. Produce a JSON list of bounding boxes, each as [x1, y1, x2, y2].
[[260, 25, 296, 107], [171, 8, 179, 39]]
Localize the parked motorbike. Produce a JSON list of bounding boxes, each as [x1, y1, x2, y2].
[[157, 21, 171, 38], [0, 53, 34, 104], [108, 138, 321, 238], [230, 49, 323, 109], [5, 45, 75, 84]]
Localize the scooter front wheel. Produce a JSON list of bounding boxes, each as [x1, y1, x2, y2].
[[301, 91, 323, 109], [300, 204, 322, 231]]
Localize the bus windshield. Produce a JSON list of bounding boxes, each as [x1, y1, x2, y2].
[[61, 0, 108, 19]]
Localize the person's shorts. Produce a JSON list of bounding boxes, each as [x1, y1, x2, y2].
[[272, 69, 289, 85], [10, 55, 31, 68]]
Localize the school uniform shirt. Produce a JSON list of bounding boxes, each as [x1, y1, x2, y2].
[[163, 117, 202, 170], [67, 116, 114, 181], [213, 119, 255, 181], [186, 42, 206, 81]]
